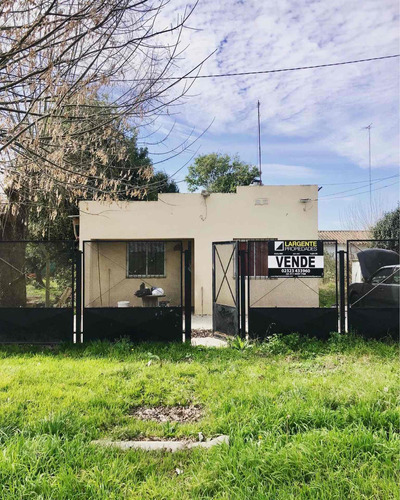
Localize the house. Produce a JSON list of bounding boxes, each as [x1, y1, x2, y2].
[[318, 230, 371, 254], [79, 185, 319, 315]]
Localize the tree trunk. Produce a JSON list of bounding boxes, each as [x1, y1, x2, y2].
[[45, 253, 51, 307], [0, 196, 28, 307], [35, 267, 45, 288]]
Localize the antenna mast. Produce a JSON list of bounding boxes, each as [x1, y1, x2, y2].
[[364, 123, 373, 216], [257, 100, 262, 184]]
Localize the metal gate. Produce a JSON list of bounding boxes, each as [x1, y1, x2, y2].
[[212, 239, 340, 339], [247, 239, 339, 339], [347, 239, 399, 339], [212, 241, 241, 336], [82, 240, 186, 342], [0, 240, 74, 343]]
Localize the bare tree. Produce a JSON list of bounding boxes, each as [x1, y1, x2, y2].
[[339, 193, 393, 231], [0, 0, 202, 235]]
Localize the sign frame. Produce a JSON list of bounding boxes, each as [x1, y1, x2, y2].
[[268, 240, 324, 278]]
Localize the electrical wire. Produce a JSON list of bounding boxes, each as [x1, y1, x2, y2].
[[317, 180, 399, 201], [112, 54, 400, 82], [320, 174, 400, 186], [319, 174, 399, 198]]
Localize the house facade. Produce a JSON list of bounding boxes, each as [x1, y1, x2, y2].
[[79, 185, 319, 314]]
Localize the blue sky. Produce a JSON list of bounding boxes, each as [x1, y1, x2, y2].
[[138, 0, 399, 229]]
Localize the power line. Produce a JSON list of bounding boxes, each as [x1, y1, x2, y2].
[[320, 174, 399, 198], [318, 180, 399, 201], [113, 54, 399, 82], [161, 172, 400, 195], [320, 174, 397, 186]]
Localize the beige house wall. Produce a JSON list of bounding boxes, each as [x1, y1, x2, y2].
[[79, 185, 319, 314]]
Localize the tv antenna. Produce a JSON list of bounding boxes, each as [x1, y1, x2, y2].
[[363, 123, 373, 214], [257, 100, 262, 184]]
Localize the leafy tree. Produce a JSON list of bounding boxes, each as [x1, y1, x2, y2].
[[27, 134, 179, 240], [146, 172, 179, 201], [185, 154, 259, 193], [372, 205, 399, 252], [1, 129, 178, 304]]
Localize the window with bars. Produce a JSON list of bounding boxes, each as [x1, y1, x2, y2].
[[127, 242, 165, 277]]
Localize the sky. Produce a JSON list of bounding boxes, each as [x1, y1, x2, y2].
[[138, 0, 399, 229]]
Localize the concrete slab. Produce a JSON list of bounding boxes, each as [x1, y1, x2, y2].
[[191, 337, 228, 348], [92, 435, 229, 452], [191, 315, 212, 331]]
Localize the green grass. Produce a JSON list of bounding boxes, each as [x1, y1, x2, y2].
[[319, 282, 337, 308], [26, 279, 63, 306], [0, 334, 398, 499]]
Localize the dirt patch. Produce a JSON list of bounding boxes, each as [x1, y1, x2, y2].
[[129, 405, 203, 423], [191, 329, 213, 338], [191, 330, 232, 342]]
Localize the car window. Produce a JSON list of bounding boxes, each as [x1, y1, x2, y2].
[[389, 270, 400, 285], [370, 268, 393, 285]]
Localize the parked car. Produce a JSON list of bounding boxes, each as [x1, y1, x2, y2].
[[349, 264, 400, 308]]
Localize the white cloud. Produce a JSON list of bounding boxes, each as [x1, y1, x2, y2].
[[148, 0, 399, 169], [261, 163, 314, 179]]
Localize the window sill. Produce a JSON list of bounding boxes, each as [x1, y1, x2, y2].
[[127, 275, 166, 279]]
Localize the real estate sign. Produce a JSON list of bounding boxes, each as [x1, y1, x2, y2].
[[268, 240, 324, 278]]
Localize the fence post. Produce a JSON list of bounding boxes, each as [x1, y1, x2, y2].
[[75, 249, 82, 343], [184, 242, 192, 343], [338, 250, 346, 333], [212, 243, 215, 334], [239, 249, 246, 337]]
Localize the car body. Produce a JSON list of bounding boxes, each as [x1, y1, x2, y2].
[[349, 264, 400, 308]]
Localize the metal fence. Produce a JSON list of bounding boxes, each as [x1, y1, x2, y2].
[[347, 239, 399, 339], [217, 237, 398, 340], [247, 239, 339, 339], [0, 236, 397, 343], [82, 240, 185, 342], [0, 240, 74, 343]]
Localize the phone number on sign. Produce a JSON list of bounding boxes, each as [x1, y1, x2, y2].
[[280, 268, 312, 274]]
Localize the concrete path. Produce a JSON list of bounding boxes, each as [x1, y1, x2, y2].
[[92, 435, 229, 452], [191, 315, 212, 330], [191, 337, 228, 348]]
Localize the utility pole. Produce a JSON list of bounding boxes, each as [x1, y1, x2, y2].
[[257, 100, 262, 184]]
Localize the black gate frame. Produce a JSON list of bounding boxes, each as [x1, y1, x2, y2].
[[346, 239, 399, 339], [246, 239, 339, 339], [0, 240, 75, 344], [81, 239, 186, 342], [212, 241, 242, 336]]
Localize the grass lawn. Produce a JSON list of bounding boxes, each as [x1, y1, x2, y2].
[[26, 280, 63, 307], [0, 334, 398, 499], [319, 282, 337, 308]]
